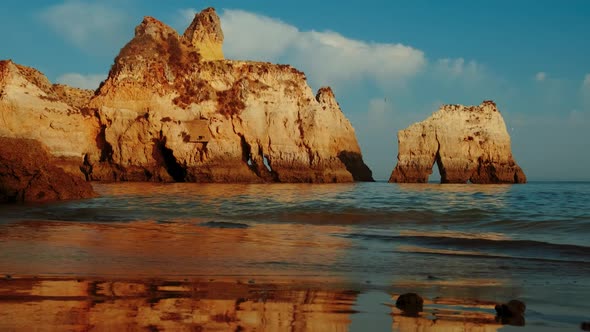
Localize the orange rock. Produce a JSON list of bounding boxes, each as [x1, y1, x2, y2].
[[390, 101, 526, 184], [0, 138, 96, 203]]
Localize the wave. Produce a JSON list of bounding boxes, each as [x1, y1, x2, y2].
[[340, 231, 590, 263], [395, 245, 590, 264]]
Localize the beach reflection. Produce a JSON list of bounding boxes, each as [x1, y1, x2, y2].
[[0, 277, 516, 331], [0, 220, 351, 277], [0, 277, 358, 331]]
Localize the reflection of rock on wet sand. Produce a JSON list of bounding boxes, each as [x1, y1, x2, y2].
[[0, 277, 358, 331], [390, 293, 504, 332]]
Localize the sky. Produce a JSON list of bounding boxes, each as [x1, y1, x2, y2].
[[2, 0, 589, 181]]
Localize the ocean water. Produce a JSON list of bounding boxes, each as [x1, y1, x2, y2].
[[1, 181, 589, 331]]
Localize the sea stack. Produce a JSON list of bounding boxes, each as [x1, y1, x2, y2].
[[0, 8, 373, 184], [389, 101, 526, 184]]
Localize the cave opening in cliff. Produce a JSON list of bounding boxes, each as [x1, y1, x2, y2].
[[429, 153, 443, 183], [337, 151, 374, 182], [153, 137, 186, 182], [263, 155, 273, 173], [96, 125, 113, 163], [240, 135, 259, 176]]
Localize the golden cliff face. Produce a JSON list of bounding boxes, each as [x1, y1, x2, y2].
[[183, 7, 225, 60], [0, 60, 100, 176], [0, 8, 373, 183], [389, 101, 526, 184], [85, 9, 373, 182]]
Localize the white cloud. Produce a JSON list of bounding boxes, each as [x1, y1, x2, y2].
[[435, 58, 482, 79], [38, 1, 129, 53], [178, 8, 198, 25], [176, 8, 495, 93], [187, 9, 427, 89], [584, 74, 590, 88], [56, 73, 107, 90], [535, 72, 547, 81]]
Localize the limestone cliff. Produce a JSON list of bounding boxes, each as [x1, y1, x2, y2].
[[84, 9, 373, 183], [0, 8, 371, 183], [183, 7, 224, 60], [389, 101, 526, 184], [0, 60, 100, 177]]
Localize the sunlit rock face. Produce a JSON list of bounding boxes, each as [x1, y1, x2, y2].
[[0, 60, 100, 177], [85, 8, 373, 183], [183, 7, 225, 60], [389, 101, 526, 184], [0, 7, 372, 183]]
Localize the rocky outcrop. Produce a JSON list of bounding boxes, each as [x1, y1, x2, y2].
[[389, 101, 526, 184], [82, 8, 372, 183], [183, 7, 224, 60], [0, 138, 96, 203], [0, 8, 372, 184], [0, 60, 100, 177]]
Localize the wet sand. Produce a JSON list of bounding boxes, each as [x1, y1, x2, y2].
[[0, 276, 510, 331], [1, 182, 589, 331], [0, 219, 586, 331]]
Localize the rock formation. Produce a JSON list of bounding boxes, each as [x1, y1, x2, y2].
[[85, 9, 372, 183], [0, 138, 96, 203], [0, 60, 100, 177], [183, 7, 224, 60], [0, 8, 373, 184], [389, 101, 526, 184]]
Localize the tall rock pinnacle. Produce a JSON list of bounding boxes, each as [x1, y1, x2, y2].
[[183, 7, 224, 60]]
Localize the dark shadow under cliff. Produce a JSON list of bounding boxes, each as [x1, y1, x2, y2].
[[337, 151, 374, 182]]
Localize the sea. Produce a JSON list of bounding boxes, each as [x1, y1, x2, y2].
[[0, 181, 589, 331]]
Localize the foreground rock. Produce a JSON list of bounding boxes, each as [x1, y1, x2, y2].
[[0, 60, 100, 178], [495, 299, 526, 326], [0, 8, 372, 183], [395, 293, 423, 315], [0, 138, 96, 203], [389, 101, 526, 184]]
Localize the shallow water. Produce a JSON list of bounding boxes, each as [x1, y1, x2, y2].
[[1, 182, 589, 331]]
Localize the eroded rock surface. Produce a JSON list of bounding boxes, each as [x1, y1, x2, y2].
[[0, 60, 100, 177], [183, 7, 224, 60], [389, 101, 526, 184], [0, 8, 372, 184], [0, 138, 96, 203], [85, 8, 372, 183]]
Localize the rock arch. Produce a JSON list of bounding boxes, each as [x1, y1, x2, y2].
[[389, 101, 526, 184]]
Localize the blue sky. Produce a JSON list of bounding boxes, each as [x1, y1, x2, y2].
[[2, 1, 589, 180]]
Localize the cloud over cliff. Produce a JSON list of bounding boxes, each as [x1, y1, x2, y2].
[[181, 8, 426, 89]]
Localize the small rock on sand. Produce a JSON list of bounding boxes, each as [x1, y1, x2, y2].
[[395, 293, 423, 314]]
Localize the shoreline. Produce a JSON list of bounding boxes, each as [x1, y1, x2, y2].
[[1, 275, 511, 331]]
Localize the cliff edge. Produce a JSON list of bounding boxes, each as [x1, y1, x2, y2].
[[0, 8, 373, 184]]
